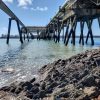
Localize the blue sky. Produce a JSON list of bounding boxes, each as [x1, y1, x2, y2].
[[0, 0, 100, 36]]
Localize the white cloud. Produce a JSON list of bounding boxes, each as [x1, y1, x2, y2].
[[31, 6, 48, 11], [3, 0, 13, 3], [17, 0, 33, 7]]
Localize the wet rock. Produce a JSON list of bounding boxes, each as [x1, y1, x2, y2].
[[33, 90, 46, 99], [1, 68, 15, 74], [52, 70, 60, 78], [21, 82, 33, 91], [81, 75, 95, 87], [30, 78, 36, 83], [26, 91, 33, 99], [58, 82, 67, 88], [45, 86, 53, 94], [10, 86, 16, 93], [0, 86, 10, 92], [57, 91, 69, 98], [41, 82, 46, 90], [48, 82, 58, 89], [30, 86, 39, 94], [34, 83, 40, 87], [15, 86, 23, 94]]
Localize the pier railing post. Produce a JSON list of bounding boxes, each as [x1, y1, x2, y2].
[[6, 18, 12, 44]]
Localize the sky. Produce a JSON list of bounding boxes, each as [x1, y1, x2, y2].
[[0, 0, 100, 36]]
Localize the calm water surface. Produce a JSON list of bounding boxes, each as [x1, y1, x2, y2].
[[0, 38, 100, 87]]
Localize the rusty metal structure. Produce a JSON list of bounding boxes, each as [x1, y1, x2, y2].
[[46, 0, 100, 45]]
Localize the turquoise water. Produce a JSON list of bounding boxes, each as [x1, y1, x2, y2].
[[0, 38, 99, 87]]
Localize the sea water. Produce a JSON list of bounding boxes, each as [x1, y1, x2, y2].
[[0, 38, 99, 87]]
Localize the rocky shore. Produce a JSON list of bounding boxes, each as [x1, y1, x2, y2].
[[1, 49, 100, 100]]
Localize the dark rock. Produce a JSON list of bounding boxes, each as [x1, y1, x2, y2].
[[30, 86, 39, 94], [0, 86, 10, 91], [45, 86, 53, 94], [26, 91, 33, 99], [21, 81, 33, 90], [33, 90, 46, 99], [54, 59, 61, 65], [15, 87, 23, 94], [57, 92, 69, 98], [81, 75, 95, 87], [60, 74, 66, 81], [30, 78, 36, 83], [41, 82, 46, 90], [52, 70, 60, 78], [48, 82, 58, 89], [58, 82, 67, 88], [34, 83, 40, 87], [10, 86, 16, 93], [61, 60, 66, 66], [78, 95, 91, 100], [95, 57, 100, 66]]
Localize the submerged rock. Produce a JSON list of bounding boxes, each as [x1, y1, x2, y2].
[[1, 67, 15, 74]]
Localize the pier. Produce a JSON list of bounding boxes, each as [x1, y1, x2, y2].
[[0, 0, 100, 45], [46, 0, 100, 45]]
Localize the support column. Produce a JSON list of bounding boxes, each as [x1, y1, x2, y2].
[[56, 19, 60, 43], [27, 33, 29, 41], [98, 17, 100, 28], [62, 23, 64, 41], [72, 20, 77, 45], [37, 30, 40, 40], [79, 21, 85, 45], [65, 16, 77, 46], [16, 20, 23, 43], [53, 23, 56, 42], [6, 18, 12, 44], [86, 20, 94, 45], [25, 28, 29, 41], [64, 19, 69, 44], [24, 34, 25, 41], [54, 23, 57, 42]]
